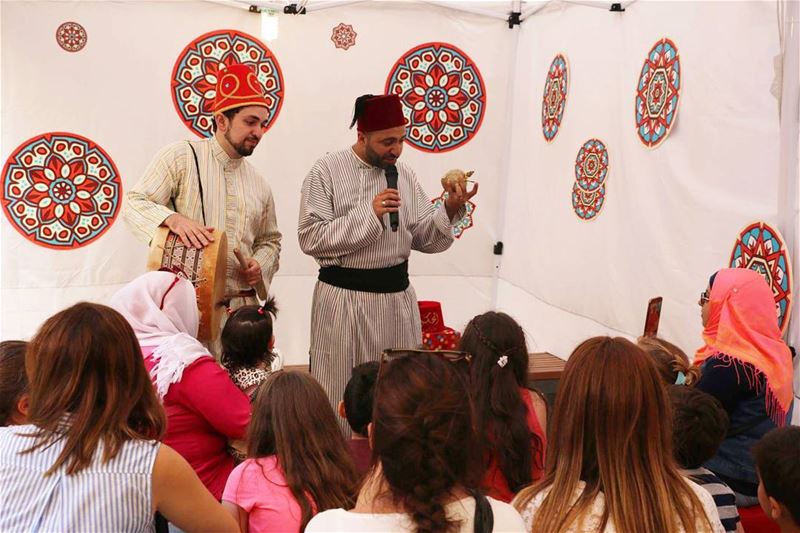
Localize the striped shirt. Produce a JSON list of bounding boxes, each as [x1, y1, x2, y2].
[[0, 424, 159, 532], [123, 135, 281, 294], [298, 148, 458, 432], [682, 467, 741, 533], [298, 148, 455, 268]]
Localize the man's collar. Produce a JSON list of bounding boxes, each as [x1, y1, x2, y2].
[[349, 147, 376, 170], [211, 135, 244, 170]]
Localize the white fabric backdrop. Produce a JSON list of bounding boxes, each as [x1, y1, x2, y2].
[[0, 1, 508, 364], [498, 0, 790, 356]]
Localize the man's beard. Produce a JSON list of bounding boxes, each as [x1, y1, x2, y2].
[[365, 144, 396, 169], [225, 130, 257, 157]]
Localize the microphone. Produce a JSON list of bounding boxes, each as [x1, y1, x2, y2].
[[385, 164, 399, 232]]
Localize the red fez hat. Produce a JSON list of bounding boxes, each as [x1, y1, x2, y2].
[[357, 95, 409, 132], [418, 301, 462, 350], [212, 63, 269, 114]]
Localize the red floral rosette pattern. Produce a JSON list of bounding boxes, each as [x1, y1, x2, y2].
[[386, 42, 486, 153], [2, 132, 121, 249], [171, 30, 284, 138], [635, 38, 681, 148], [331, 23, 357, 50]]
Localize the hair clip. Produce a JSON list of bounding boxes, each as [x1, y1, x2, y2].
[[226, 307, 234, 316], [257, 307, 265, 316], [674, 371, 687, 385], [497, 355, 508, 368]]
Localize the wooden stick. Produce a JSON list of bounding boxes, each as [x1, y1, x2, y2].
[[233, 248, 268, 300]]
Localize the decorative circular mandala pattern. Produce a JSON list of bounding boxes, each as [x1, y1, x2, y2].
[[331, 23, 357, 50], [171, 29, 284, 138], [2, 132, 122, 249], [56, 22, 87, 52], [729, 221, 793, 334], [386, 42, 486, 153], [574, 138, 609, 193], [572, 182, 606, 221], [635, 37, 681, 148], [541, 54, 569, 142], [432, 193, 475, 238]]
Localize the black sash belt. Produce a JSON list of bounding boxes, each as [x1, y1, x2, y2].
[[318, 261, 409, 293]]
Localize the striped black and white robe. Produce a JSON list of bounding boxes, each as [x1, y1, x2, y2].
[[298, 148, 458, 428]]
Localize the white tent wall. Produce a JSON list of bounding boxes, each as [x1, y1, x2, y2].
[[497, 1, 793, 364], [0, 1, 512, 364]]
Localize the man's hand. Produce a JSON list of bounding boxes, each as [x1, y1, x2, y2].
[[443, 180, 479, 221], [372, 188, 401, 221], [163, 213, 215, 249], [241, 258, 262, 286]]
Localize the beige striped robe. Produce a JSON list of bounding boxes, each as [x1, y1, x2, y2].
[[298, 148, 457, 427], [123, 136, 282, 351]]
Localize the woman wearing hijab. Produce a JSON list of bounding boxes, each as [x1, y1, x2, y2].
[[695, 268, 794, 506], [111, 271, 251, 501]]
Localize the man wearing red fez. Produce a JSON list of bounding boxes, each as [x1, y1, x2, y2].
[[298, 94, 478, 428], [124, 63, 281, 350]]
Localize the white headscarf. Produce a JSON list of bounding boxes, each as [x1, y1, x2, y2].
[[110, 271, 209, 398]]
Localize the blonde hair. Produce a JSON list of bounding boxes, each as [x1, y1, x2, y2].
[[514, 337, 712, 533], [638, 336, 700, 386]]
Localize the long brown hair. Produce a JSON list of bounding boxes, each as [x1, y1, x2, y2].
[[24, 302, 165, 475], [638, 336, 700, 386], [372, 352, 478, 533], [460, 312, 544, 492], [247, 371, 358, 530], [514, 337, 713, 533], [0, 340, 28, 426]]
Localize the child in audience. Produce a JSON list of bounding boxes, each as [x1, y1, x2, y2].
[[513, 337, 724, 533], [221, 297, 278, 398], [669, 385, 742, 533], [753, 426, 800, 533], [307, 350, 526, 532], [0, 303, 237, 532], [222, 371, 358, 533], [0, 340, 28, 426], [638, 336, 701, 386], [460, 311, 547, 502], [338, 361, 379, 477]]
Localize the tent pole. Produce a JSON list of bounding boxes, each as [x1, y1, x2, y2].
[[491, 0, 522, 310]]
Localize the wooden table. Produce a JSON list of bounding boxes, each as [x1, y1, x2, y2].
[[528, 352, 566, 382]]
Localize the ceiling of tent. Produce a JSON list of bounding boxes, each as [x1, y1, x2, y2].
[[210, 0, 639, 23]]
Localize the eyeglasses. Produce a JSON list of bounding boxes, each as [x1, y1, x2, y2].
[[699, 290, 710, 305], [379, 348, 472, 377]]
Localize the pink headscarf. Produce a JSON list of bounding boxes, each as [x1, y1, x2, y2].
[[695, 268, 793, 425], [110, 271, 210, 399]]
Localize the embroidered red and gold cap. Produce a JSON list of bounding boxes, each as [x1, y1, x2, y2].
[[212, 63, 269, 114]]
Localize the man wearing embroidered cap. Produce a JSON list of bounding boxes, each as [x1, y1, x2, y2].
[[298, 94, 478, 429], [124, 63, 281, 351]]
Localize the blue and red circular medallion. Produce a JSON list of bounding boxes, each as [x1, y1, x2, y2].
[[2, 132, 121, 249], [171, 29, 284, 138], [386, 42, 486, 153]]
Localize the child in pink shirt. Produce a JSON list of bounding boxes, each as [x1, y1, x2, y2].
[[222, 371, 359, 533]]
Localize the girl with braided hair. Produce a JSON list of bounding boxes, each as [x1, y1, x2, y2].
[[459, 312, 547, 503], [306, 351, 525, 532], [220, 296, 279, 399]]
